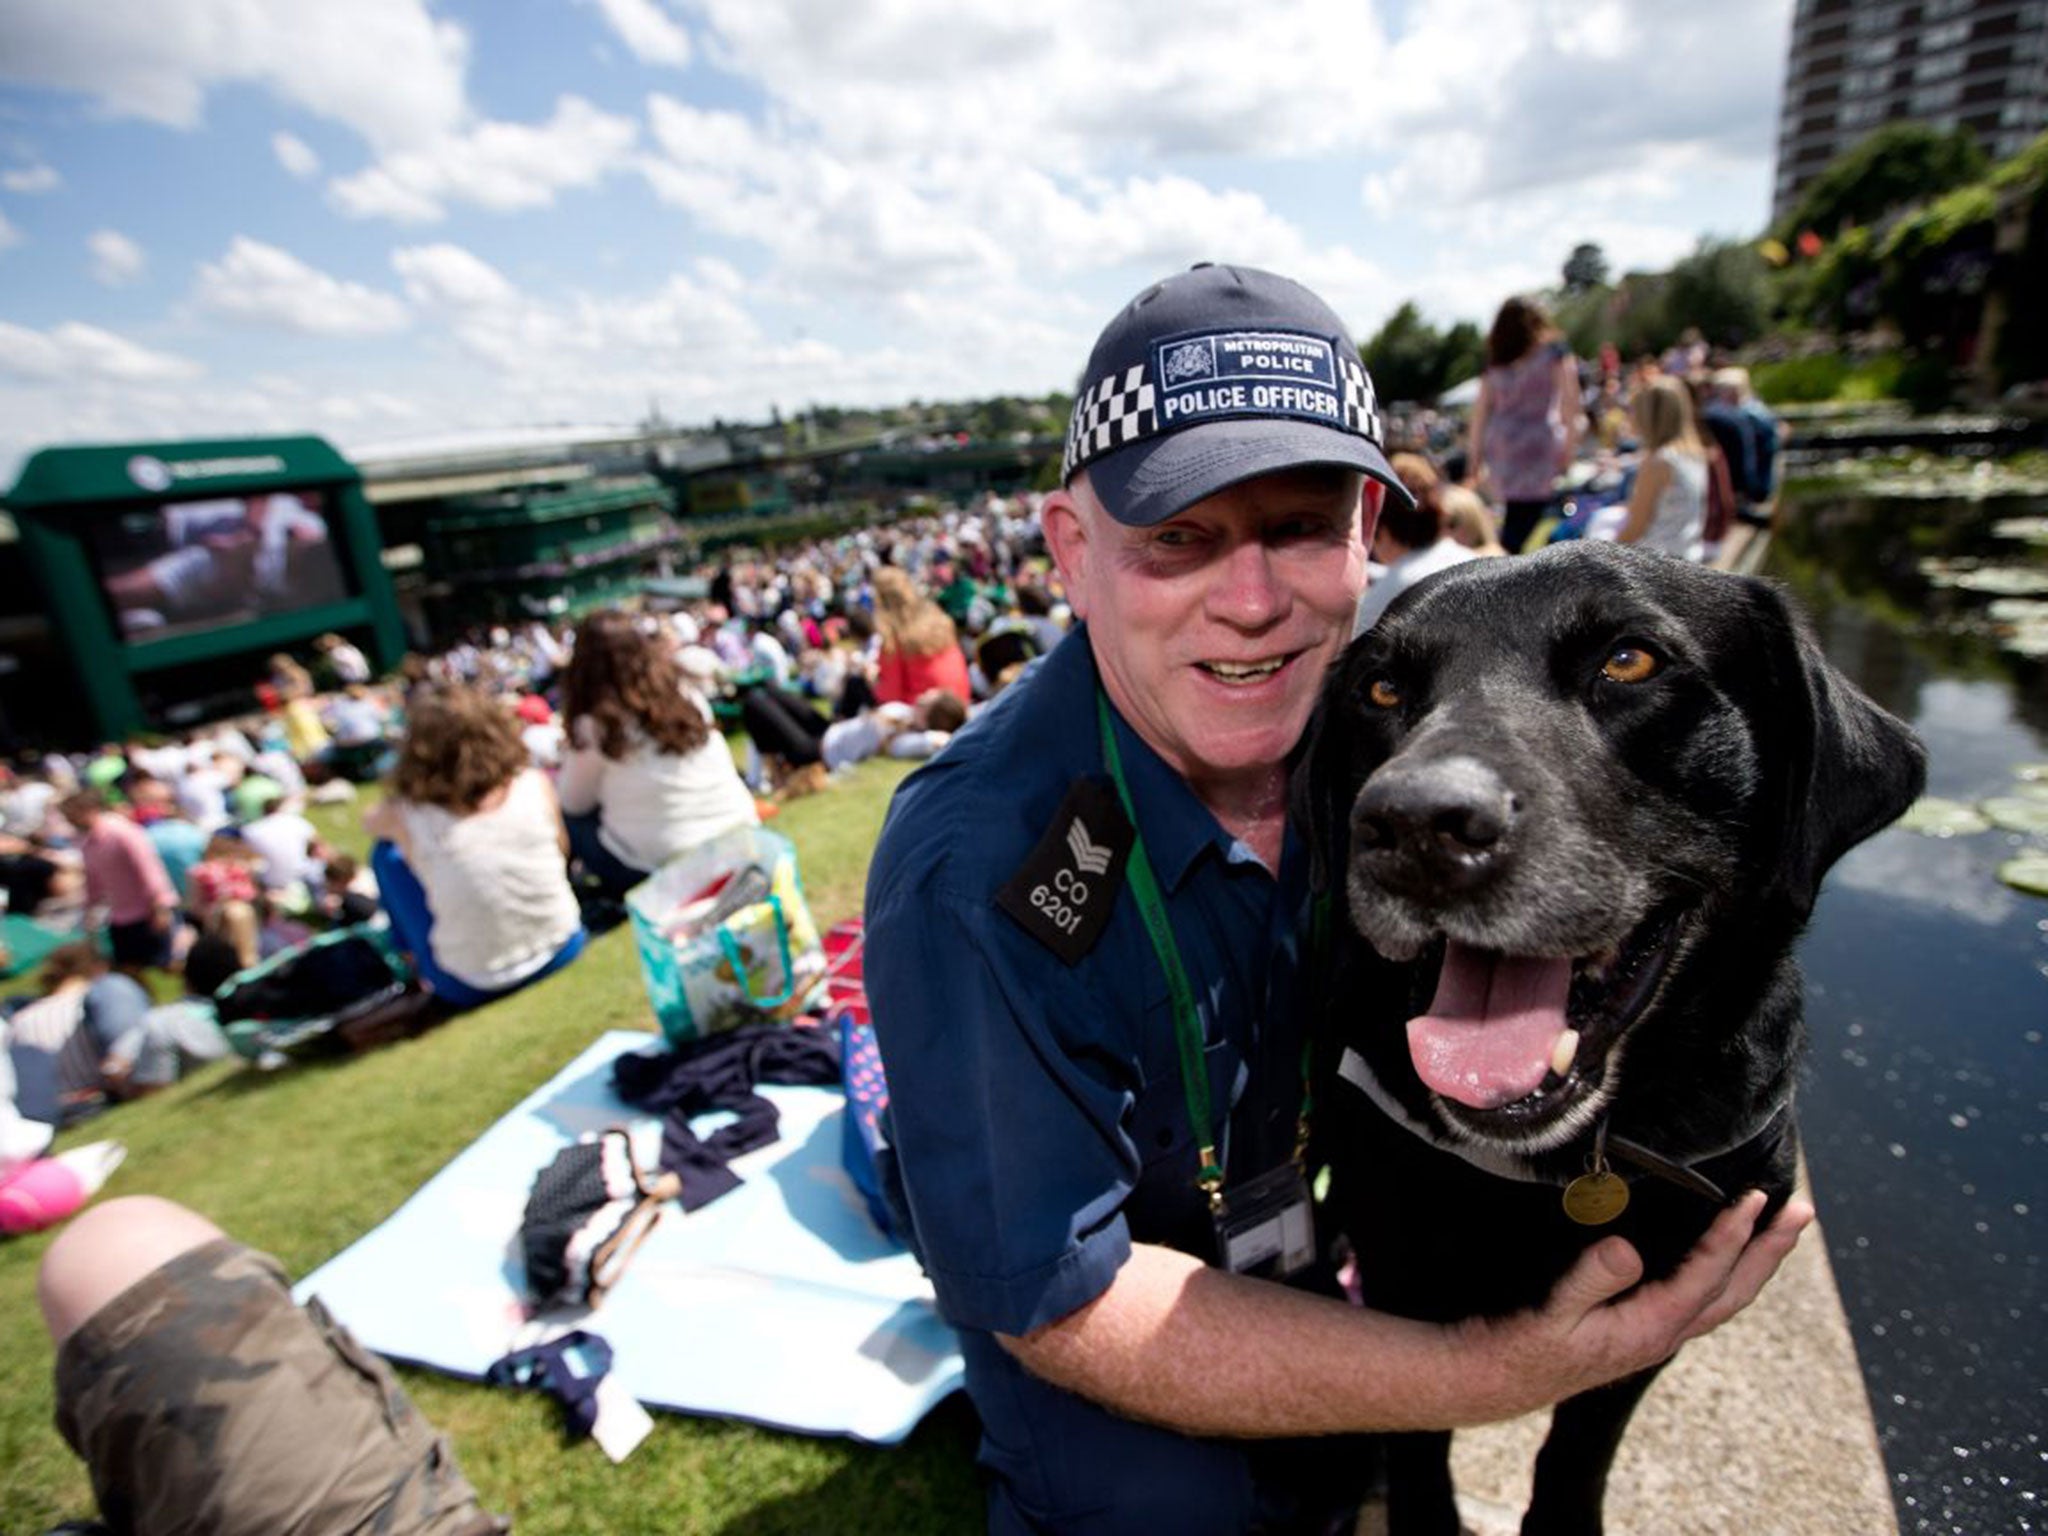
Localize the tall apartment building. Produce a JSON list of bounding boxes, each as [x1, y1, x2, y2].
[[1773, 0, 2048, 221]]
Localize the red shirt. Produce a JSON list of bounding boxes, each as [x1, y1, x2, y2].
[[875, 643, 972, 707], [189, 859, 260, 912]]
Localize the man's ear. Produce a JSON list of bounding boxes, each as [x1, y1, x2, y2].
[[1041, 484, 1091, 622], [1359, 477, 1386, 551]]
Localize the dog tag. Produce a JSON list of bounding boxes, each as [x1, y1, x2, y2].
[[1562, 1171, 1631, 1226]]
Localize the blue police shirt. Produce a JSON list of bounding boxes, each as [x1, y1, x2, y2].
[[864, 622, 1311, 1341]]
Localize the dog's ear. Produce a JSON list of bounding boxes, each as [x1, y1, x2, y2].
[[1745, 579, 1926, 911], [1288, 658, 1355, 898]]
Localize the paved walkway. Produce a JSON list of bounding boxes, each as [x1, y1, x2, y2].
[[1348, 1170, 1893, 1535]]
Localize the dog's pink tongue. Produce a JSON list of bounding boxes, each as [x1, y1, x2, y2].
[[1406, 941, 1572, 1109]]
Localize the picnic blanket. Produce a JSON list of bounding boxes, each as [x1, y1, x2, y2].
[[0, 913, 72, 978], [296, 1029, 963, 1444]]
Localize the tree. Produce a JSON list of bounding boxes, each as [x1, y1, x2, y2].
[[1437, 320, 1484, 391], [1780, 123, 1989, 241], [1361, 301, 1472, 404], [1562, 242, 1609, 294], [1663, 239, 1771, 350]]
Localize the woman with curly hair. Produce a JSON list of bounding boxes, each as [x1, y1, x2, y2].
[[870, 566, 972, 707], [362, 685, 585, 1010], [557, 610, 758, 898]]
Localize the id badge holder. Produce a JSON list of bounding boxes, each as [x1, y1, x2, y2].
[[1212, 1162, 1316, 1280]]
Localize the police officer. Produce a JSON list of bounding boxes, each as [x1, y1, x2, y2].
[[864, 264, 1810, 1534]]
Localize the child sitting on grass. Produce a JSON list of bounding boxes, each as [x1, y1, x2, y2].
[[315, 851, 382, 927], [185, 831, 264, 969]]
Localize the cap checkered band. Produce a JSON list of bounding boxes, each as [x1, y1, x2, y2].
[[1063, 328, 1385, 483], [1062, 363, 1157, 482], [1337, 352, 1383, 444]]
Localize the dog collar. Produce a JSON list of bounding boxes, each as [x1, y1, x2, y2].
[[1605, 1103, 1794, 1209]]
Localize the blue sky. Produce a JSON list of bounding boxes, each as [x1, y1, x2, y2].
[[0, 0, 1793, 481]]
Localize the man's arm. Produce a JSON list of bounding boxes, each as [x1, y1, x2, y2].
[[1000, 1192, 1809, 1438]]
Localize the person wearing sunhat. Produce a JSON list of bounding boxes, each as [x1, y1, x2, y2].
[[863, 264, 1811, 1532]]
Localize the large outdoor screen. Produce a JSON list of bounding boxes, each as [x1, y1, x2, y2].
[[88, 490, 353, 643]]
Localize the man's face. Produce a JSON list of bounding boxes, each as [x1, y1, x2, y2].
[[1044, 466, 1373, 792]]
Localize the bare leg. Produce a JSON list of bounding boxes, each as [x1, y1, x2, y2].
[[38, 1195, 223, 1349]]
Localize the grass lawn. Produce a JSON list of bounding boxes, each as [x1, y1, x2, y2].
[[0, 754, 988, 1534]]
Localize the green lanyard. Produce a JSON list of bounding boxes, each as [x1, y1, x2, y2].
[[1096, 691, 1227, 1209]]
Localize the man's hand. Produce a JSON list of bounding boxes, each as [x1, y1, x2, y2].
[[1461, 1190, 1814, 1419]]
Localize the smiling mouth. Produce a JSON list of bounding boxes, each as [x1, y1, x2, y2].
[[1403, 905, 1684, 1130], [1197, 654, 1295, 685]]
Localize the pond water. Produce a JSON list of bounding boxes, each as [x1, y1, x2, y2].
[[1766, 488, 2046, 1536]]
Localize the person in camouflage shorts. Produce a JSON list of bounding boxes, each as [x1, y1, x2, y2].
[[38, 1195, 507, 1536]]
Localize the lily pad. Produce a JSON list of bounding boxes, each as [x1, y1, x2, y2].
[[1996, 852, 2048, 898], [1991, 516, 2048, 548], [1952, 567, 2048, 597], [2012, 782, 2048, 805], [1897, 797, 1993, 836], [1980, 797, 2048, 835]]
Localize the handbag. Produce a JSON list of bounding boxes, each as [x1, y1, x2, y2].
[[626, 825, 825, 1044]]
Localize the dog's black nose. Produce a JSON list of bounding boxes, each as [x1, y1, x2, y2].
[[1351, 757, 1515, 890]]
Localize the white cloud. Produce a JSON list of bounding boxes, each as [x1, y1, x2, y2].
[[683, 0, 1390, 162], [87, 229, 146, 287], [0, 320, 200, 383], [0, 371, 437, 483], [639, 97, 1397, 346], [389, 239, 762, 379], [0, 210, 19, 251], [328, 95, 639, 222], [392, 243, 520, 309], [663, 0, 1783, 331], [273, 131, 321, 179], [0, 0, 470, 153], [1, 164, 60, 194], [192, 237, 410, 336], [1356, 0, 1789, 206], [584, 0, 692, 66]]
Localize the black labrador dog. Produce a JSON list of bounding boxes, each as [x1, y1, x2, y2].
[[1295, 541, 1925, 1536]]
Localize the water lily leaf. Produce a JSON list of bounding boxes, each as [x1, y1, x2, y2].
[[1897, 797, 1993, 836], [1996, 852, 2048, 898], [1953, 567, 2048, 597], [1991, 517, 2048, 548], [2012, 782, 2048, 805], [1980, 797, 2048, 834]]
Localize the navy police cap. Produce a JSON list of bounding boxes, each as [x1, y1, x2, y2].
[[1062, 263, 1411, 527]]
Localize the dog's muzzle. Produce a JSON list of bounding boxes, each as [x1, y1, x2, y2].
[[1349, 754, 1515, 895]]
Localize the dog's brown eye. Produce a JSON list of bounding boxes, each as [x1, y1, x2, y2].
[[1601, 647, 1659, 684], [1367, 678, 1402, 708]]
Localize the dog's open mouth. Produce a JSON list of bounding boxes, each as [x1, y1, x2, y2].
[[1404, 906, 1682, 1124]]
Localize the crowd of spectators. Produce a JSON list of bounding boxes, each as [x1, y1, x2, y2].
[[1377, 296, 1783, 579], [0, 502, 1071, 1136]]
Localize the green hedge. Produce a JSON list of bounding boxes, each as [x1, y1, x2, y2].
[[1751, 352, 1905, 405]]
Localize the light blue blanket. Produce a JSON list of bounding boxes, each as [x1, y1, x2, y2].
[[296, 1030, 963, 1444]]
